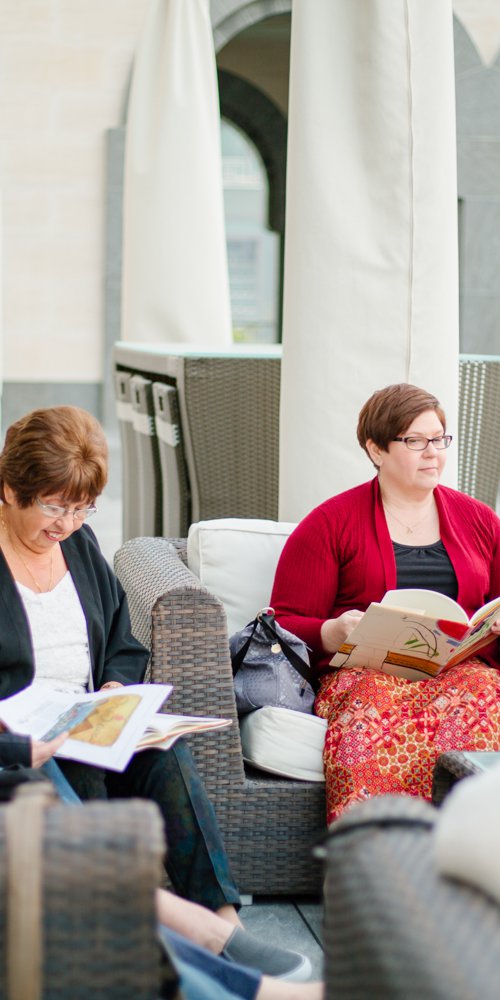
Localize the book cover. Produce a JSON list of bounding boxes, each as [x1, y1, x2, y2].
[[329, 589, 500, 681]]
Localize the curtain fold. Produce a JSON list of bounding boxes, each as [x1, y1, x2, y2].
[[122, 0, 232, 347], [279, 0, 458, 520]]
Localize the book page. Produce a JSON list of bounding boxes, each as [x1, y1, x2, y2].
[[0, 683, 173, 772], [381, 589, 468, 623], [330, 602, 470, 678], [136, 713, 232, 751]]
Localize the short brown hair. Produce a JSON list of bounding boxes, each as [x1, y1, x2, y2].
[[0, 406, 108, 507], [357, 384, 446, 458]]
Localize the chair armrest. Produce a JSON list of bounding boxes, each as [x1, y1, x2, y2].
[[114, 537, 245, 783]]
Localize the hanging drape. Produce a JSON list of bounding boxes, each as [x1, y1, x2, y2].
[[279, 0, 458, 520], [122, 0, 232, 347]]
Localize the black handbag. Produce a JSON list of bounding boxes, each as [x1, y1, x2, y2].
[[230, 607, 315, 715]]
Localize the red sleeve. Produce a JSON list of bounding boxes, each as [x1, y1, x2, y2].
[[270, 505, 339, 665]]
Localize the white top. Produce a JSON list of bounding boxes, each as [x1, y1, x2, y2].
[[16, 572, 91, 694]]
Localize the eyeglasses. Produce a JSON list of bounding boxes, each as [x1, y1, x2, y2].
[[35, 497, 98, 521], [393, 435, 453, 452]]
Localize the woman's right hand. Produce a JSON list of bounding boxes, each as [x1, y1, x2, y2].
[[321, 610, 364, 654], [31, 732, 69, 768]]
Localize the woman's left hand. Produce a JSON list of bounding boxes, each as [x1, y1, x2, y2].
[[100, 681, 124, 690], [31, 732, 69, 768], [490, 619, 500, 635]]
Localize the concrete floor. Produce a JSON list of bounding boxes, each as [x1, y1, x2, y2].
[[92, 436, 325, 982]]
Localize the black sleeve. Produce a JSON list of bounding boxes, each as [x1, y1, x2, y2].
[[0, 732, 31, 767]]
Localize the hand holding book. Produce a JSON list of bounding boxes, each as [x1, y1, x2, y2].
[[329, 589, 500, 681]]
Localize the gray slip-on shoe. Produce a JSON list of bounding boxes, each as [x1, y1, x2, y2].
[[221, 927, 313, 982]]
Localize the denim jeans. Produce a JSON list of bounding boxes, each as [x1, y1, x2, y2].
[[159, 928, 260, 1000], [57, 739, 241, 911]]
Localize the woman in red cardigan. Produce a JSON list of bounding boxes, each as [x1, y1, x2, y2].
[[271, 383, 500, 823]]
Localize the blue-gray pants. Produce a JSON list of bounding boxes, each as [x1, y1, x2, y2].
[[46, 739, 241, 911]]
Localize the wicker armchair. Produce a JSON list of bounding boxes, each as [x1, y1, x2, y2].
[[0, 791, 179, 1000], [321, 794, 500, 999], [114, 535, 325, 896]]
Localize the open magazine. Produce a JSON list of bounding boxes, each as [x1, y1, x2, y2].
[[329, 588, 500, 681], [0, 683, 173, 772]]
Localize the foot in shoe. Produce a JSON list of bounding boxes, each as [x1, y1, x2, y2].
[[221, 927, 312, 982]]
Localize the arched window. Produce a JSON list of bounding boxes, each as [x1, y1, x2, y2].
[[221, 118, 280, 343]]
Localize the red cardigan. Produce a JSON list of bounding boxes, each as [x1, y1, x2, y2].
[[270, 478, 500, 674]]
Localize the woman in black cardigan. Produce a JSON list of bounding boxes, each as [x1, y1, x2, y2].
[[0, 404, 311, 985]]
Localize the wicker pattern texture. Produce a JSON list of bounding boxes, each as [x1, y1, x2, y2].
[[115, 350, 281, 537], [458, 357, 500, 510], [432, 749, 482, 805], [182, 355, 280, 522], [0, 797, 170, 1000], [321, 794, 500, 999], [114, 535, 325, 896]]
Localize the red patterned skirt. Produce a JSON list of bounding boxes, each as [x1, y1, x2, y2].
[[315, 661, 500, 824]]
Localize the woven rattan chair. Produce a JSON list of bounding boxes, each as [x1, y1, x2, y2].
[[320, 794, 500, 999], [431, 749, 484, 805], [114, 535, 325, 897], [0, 792, 180, 1000]]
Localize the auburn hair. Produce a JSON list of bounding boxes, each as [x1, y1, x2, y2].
[[0, 406, 108, 506], [357, 384, 446, 459]]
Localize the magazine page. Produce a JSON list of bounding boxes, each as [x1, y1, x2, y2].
[[0, 683, 173, 772], [136, 713, 232, 752]]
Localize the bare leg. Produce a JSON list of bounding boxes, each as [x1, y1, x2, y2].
[[216, 903, 243, 927], [156, 888, 239, 953]]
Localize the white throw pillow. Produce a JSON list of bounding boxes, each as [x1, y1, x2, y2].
[[240, 706, 326, 782], [187, 518, 296, 637]]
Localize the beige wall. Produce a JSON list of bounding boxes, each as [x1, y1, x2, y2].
[[0, 0, 148, 384], [0, 0, 497, 386]]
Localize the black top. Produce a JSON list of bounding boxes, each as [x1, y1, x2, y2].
[[393, 539, 458, 600]]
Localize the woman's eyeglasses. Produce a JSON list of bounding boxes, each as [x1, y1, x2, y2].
[[393, 435, 453, 451], [35, 498, 98, 520]]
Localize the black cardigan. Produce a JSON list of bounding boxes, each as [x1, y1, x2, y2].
[[0, 525, 149, 765]]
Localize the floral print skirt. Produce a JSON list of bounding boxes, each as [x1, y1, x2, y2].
[[315, 660, 500, 824]]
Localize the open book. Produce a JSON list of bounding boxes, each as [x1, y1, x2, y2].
[[329, 588, 500, 681], [0, 683, 174, 772], [136, 713, 232, 752]]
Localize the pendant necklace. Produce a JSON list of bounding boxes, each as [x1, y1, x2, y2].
[[0, 505, 53, 592], [383, 503, 432, 536]]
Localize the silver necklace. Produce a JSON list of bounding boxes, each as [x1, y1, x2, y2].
[[383, 503, 432, 536]]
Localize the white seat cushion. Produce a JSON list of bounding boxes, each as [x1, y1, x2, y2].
[[187, 518, 296, 637], [240, 706, 327, 782]]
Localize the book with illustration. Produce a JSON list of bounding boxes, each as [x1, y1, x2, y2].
[[0, 683, 174, 771], [329, 588, 500, 681]]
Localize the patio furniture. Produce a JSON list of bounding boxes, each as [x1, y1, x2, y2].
[[113, 342, 282, 540], [114, 520, 325, 897], [431, 749, 500, 805], [458, 355, 500, 510], [0, 790, 175, 1000], [320, 794, 500, 999]]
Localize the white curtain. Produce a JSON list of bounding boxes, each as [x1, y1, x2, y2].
[[279, 0, 458, 521], [122, 0, 232, 347]]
